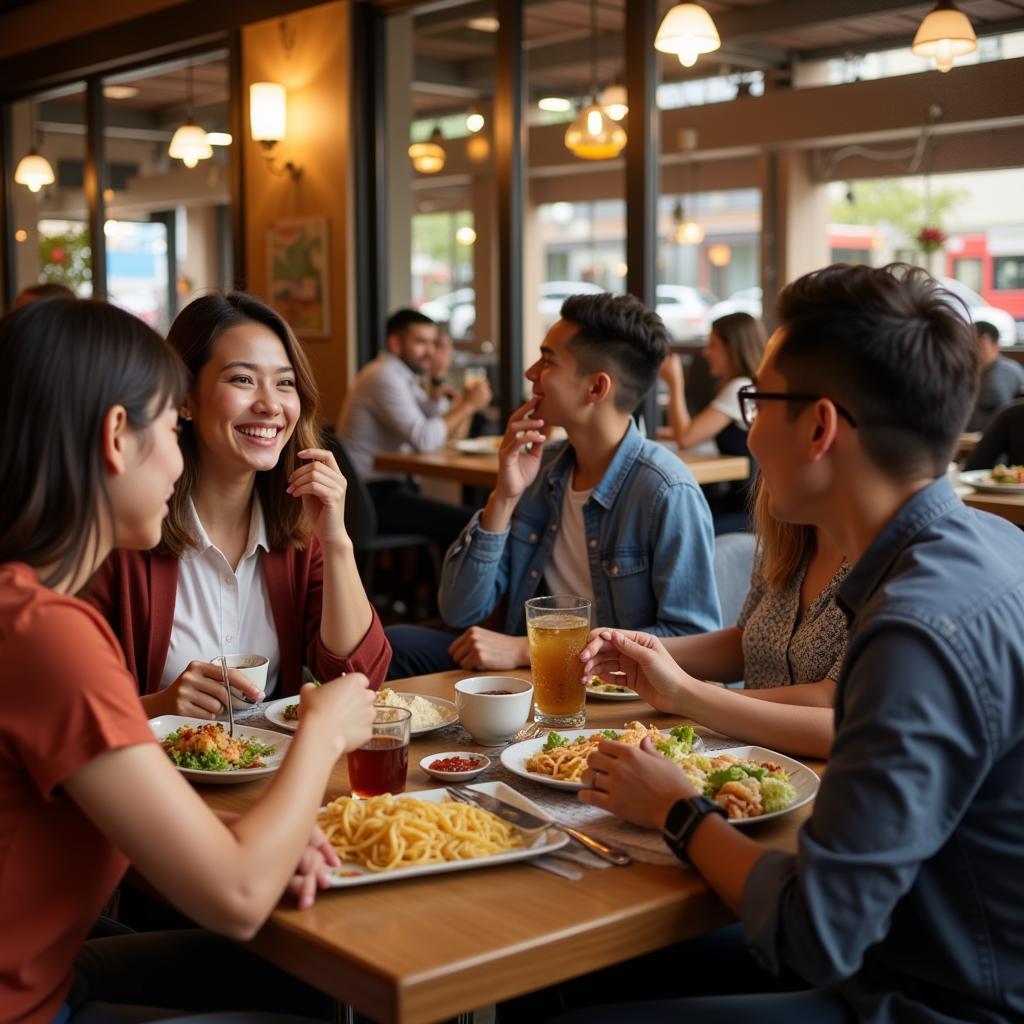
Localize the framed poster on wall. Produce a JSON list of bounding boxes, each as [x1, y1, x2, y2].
[[268, 216, 330, 337]]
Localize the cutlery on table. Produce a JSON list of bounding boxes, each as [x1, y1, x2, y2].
[[446, 785, 631, 867]]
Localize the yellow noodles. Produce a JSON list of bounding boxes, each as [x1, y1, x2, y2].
[[318, 794, 523, 872], [525, 721, 665, 782]]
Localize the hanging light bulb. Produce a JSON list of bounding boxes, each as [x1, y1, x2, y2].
[[14, 100, 55, 193], [409, 126, 446, 173], [565, 0, 627, 160], [599, 83, 628, 121], [655, 3, 721, 69], [565, 103, 627, 160], [169, 63, 212, 168], [671, 200, 704, 245], [466, 107, 485, 133], [912, 0, 977, 73]]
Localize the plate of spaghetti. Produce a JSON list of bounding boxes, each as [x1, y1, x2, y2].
[[317, 782, 568, 886], [149, 715, 290, 784], [501, 722, 704, 791]]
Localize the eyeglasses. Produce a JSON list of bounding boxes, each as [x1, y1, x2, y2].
[[737, 384, 858, 429]]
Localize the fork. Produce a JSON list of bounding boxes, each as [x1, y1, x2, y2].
[[477, 722, 546, 752]]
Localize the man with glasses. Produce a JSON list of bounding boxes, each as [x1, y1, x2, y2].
[[551, 264, 1024, 1023]]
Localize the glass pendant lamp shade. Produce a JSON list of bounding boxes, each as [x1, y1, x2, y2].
[[14, 150, 55, 192], [912, 0, 977, 73], [409, 128, 446, 173], [169, 120, 213, 168], [565, 103, 626, 160], [655, 3, 721, 68]]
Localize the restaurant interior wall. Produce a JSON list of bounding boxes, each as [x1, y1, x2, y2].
[[242, 0, 356, 418]]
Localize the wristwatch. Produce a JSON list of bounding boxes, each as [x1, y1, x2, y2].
[[662, 795, 727, 864]]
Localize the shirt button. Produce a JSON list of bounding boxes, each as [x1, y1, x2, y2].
[[529, 569, 539, 578], [225, 634, 234, 643], [224, 574, 234, 585], [589, 538, 597, 549], [529, 532, 538, 542]]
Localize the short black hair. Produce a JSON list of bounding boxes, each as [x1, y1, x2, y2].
[[773, 263, 978, 479], [974, 320, 999, 343], [559, 292, 669, 412], [386, 308, 436, 338]]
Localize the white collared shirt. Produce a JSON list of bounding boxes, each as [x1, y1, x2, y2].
[[160, 497, 281, 695]]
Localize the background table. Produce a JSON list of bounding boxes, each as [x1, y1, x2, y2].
[[202, 670, 818, 1024], [961, 488, 1024, 525]]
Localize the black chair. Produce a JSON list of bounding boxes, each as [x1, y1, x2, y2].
[[321, 428, 441, 601]]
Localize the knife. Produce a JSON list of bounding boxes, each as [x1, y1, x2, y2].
[[448, 786, 631, 866]]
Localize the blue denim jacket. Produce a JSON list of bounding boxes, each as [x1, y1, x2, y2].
[[438, 421, 721, 637], [744, 477, 1024, 1023]]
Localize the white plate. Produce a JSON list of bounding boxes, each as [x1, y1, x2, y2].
[[388, 692, 459, 737], [501, 727, 705, 792], [324, 781, 569, 887], [150, 715, 290, 785], [264, 695, 300, 732], [585, 684, 640, 701], [450, 437, 500, 455], [707, 746, 819, 826], [959, 469, 1024, 494]]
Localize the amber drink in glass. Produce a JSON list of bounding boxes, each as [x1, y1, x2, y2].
[[525, 595, 591, 727], [347, 707, 411, 798]]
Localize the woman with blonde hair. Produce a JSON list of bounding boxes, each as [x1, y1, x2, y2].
[[581, 476, 848, 758], [89, 292, 389, 716]]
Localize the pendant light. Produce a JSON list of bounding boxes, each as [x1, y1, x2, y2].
[[168, 62, 213, 168], [912, 0, 977, 74], [14, 101, 55, 193], [409, 126, 446, 174], [671, 200, 704, 245], [565, 0, 626, 160], [655, 3, 721, 69], [599, 82, 628, 121]]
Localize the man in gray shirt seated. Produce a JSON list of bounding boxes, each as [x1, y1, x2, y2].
[[336, 308, 492, 550], [966, 319, 1024, 432], [553, 265, 1024, 1024]]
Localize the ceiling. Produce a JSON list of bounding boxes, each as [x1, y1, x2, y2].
[[403, 0, 1024, 116]]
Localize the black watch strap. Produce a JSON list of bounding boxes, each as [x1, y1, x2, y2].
[[662, 795, 727, 864]]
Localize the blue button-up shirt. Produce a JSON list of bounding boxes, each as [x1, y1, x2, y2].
[[744, 477, 1024, 1023], [438, 421, 721, 637]]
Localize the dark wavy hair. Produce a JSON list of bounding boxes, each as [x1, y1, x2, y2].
[[160, 292, 321, 556], [560, 292, 670, 412], [773, 263, 978, 478], [0, 298, 186, 587]]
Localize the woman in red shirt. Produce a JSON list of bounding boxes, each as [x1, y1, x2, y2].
[[0, 298, 377, 1023], [88, 292, 390, 716]]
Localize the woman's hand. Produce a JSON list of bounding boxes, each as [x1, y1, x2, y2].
[[286, 824, 341, 910], [579, 736, 696, 829], [288, 448, 350, 549], [298, 673, 377, 756], [659, 353, 685, 390], [155, 661, 265, 719], [579, 629, 691, 714]]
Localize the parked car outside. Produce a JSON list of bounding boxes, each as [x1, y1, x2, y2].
[[938, 277, 1017, 347], [708, 287, 763, 324], [418, 287, 475, 339], [654, 284, 717, 342]]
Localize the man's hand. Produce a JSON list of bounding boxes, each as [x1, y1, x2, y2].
[[448, 627, 529, 670], [579, 629, 690, 714], [494, 397, 546, 501], [461, 377, 493, 412], [579, 736, 696, 829]]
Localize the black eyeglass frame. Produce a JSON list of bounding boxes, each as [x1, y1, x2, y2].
[[737, 384, 858, 429]]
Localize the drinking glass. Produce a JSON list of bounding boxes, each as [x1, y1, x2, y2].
[[525, 595, 591, 727], [463, 366, 487, 386], [346, 707, 411, 798]]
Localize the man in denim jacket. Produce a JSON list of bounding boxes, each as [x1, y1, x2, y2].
[[385, 292, 720, 678], [559, 265, 1024, 1024]]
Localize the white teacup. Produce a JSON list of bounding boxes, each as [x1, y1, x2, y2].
[[455, 676, 533, 745], [217, 654, 269, 708]]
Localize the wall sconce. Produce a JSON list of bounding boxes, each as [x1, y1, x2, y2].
[[409, 127, 446, 174], [14, 101, 55, 193], [912, 0, 977, 73], [249, 82, 302, 180]]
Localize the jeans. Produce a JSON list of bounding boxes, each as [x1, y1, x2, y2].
[[384, 624, 460, 679]]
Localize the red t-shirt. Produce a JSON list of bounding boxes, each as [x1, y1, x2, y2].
[[0, 563, 157, 1024]]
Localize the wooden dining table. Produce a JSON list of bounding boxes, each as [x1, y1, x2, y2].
[[202, 670, 820, 1024], [960, 488, 1024, 525], [374, 448, 750, 489]]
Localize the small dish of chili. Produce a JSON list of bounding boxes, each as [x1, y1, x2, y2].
[[420, 750, 491, 782]]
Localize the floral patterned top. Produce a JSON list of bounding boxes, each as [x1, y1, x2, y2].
[[736, 552, 850, 689]]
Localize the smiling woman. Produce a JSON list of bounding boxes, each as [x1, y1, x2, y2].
[[86, 292, 391, 717]]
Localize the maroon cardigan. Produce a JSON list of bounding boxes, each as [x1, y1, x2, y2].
[[86, 538, 390, 696]]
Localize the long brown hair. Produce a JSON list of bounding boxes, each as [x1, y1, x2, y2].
[[0, 299, 186, 587], [712, 311, 766, 380], [750, 473, 815, 592], [160, 292, 321, 556]]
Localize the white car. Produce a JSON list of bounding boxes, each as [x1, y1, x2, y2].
[[418, 287, 476, 339], [938, 277, 1017, 347], [708, 287, 763, 324], [537, 280, 604, 328], [654, 284, 717, 342]]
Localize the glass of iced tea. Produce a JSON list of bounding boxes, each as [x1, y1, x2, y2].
[[525, 595, 591, 728], [346, 707, 411, 798]]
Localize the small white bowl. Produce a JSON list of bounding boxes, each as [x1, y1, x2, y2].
[[454, 676, 534, 744], [420, 751, 491, 782]]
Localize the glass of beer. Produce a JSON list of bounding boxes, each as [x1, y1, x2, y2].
[[525, 595, 591, 727], [346, 707, 411, 798]]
